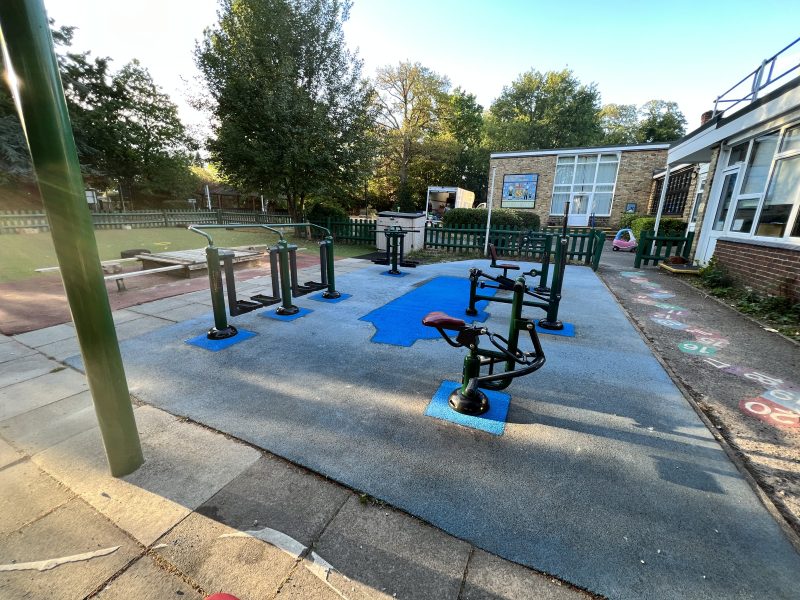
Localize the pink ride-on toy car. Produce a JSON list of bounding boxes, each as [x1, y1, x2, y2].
[[612, 228, 637, 252]]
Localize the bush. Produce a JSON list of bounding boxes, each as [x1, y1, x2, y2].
[[442, 208, 540, 230], [699, 256, 734, 293], [618, 213, 638, 229], [307, 200, 349, 223], [630, 217, 686, 240]]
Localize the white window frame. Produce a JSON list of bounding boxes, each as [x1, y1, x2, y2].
[[549, 152, 620, 216], [713, 119, 800, 244]]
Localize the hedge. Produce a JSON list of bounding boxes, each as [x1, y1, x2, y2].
[[630, 216, 686, 240], [307, 200, 349, 222], [442, 208, 540, 230]]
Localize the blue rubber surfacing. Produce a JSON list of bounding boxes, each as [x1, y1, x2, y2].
[[426, 381, 510, 435], [359, 276, 496, 346], [309, 292, 352, 304], [260, 306, 313, 321], [185, 329, 257, 351]]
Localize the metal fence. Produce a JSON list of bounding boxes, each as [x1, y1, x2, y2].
[[309, 218, 376, 245], [0, 209, 292, 234]]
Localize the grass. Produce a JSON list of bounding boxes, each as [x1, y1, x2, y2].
[[0, 227, 374, 283]]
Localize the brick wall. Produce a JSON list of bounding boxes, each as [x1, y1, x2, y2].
[[489, 149, 667, 228], [715, 240, 800, 299]]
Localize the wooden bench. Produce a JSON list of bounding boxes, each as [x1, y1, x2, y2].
[[104, 264, 187, 291]]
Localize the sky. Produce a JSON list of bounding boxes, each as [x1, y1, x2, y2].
[[44, 0, 800, 138]]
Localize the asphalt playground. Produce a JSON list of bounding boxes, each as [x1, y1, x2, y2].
[[65, 258, 800, 599]]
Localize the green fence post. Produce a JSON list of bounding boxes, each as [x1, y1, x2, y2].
[[683, 231, 695, 259], [634, 231, 649, 268], [0, 0, 143, 476]]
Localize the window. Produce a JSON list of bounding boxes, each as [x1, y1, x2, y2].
[[755, 154, 800, 237], [713, 172, 738, 231], [689, 172, 707, 224], [550, 152, 620, 215]]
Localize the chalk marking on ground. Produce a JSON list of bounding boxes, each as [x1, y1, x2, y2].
[[0, 546, 120, 572]]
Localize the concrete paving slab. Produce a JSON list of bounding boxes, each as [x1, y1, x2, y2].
[[153, 512, 298, 599], [0, 460, 73, 535], [94, 554, 202, 599], [0, 340, 37, 364], [0, 498, 141, 600], [32, 405, 260, 546], [13, 323, 75, 348], [277, 562, 343, 599], [0, 368, 88, 421], [461, 549, 589, 600], [35, 335, 82, 362], [153, 302, 213, 323], [0, 437, 23, 469], [0, 391, 97, 455], [0, 354, 62, 390], [115, 314, 174, 342], [0, 334, 11, 344], [314, 495, 471, 600], [71, 260, 800, 599], [65, 308, 145, 327], [128, 296, 195, 316], [197, 454, 350, 547]]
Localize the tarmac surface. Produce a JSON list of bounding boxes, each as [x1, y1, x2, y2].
[[57, 258, 800, 599], [0, 254, 800, 600]]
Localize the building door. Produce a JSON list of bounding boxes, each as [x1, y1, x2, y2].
[[686, 165, 709, 234], [696, 166, 740, 263], [567, 193, 591, 227]]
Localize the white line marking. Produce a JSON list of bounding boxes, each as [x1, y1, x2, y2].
[[0, 546, 120, 572], [219, 526, 306, 558]]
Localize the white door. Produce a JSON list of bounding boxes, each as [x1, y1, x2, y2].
[[567, 193, 591, 227], [696, 167, 740, 263]]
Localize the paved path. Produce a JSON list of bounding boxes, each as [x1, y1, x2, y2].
[[0, 259, 586, 600], [597, 242, 800, 540], [59, 258, 800, 599]]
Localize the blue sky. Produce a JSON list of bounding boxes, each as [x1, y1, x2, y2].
[[45, 0, 800, 135]]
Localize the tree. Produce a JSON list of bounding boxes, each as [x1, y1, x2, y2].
[[636, 100, 686, 143], [599, 103, 638, 145], [373, 61, 450, 210], [486, 69, 602, 151], [440, 89, 489, 202], [196, 0, 375, 223]]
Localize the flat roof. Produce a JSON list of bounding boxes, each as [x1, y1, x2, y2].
[[490, 142, 670, 159]]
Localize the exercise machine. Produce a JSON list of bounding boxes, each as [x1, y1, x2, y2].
[[371, 226, 419, 275], [423, 275, 546, 415]]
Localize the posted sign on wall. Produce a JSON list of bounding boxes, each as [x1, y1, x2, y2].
[[501, 173, 538, 209]]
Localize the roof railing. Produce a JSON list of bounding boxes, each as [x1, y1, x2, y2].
[[712, 36, 800, 118]]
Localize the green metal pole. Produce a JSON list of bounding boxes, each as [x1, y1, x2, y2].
[[205, 246, 237, 339], [321, 236, 340, 299], [0, 0, 143, 476], [275, 239, 299, 315]]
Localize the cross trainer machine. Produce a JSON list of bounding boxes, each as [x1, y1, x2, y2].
[[466, 204, 570, 330], [422, 275, 546, 415], [370, 226, 420, 275], [188, 223, 340, 339]]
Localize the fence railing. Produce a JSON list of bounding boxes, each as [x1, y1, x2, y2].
[[634, 230, 695, 267], [310, 217, 376, 245], [0, 209, 292, 234]]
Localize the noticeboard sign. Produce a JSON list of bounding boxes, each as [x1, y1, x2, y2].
[[501, 174, 537, 209]]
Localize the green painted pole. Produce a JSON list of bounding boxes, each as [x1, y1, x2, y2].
[[321, 236, 340, 299], [0, 0, 143, 476], [275, 239, 299, 315]]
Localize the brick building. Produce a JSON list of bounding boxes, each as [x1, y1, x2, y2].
[[663, 37, 800, 299], [488, 143, 669, 229]]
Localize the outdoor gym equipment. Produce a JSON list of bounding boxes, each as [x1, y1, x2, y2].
[[371, 226, 420, 275], [467, 205, 570, 330], [487, 241, 551, 294], [188, 223, 340, 339], [423, 275, 546, 415]]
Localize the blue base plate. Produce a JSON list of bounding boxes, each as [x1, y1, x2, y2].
[[535, 322, 575, 337], [185, 329, 257, 351], [260, 307, 313, 321], [309, 292, 352, 303], [425, 381, 511, 435]]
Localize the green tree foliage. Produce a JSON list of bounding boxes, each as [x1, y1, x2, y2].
[[196, 0, 375, 223], [636, 99, 686, 143], [373, 61, 450, 210], [599, 103, 638, 145], [486, 69, 602, 151]]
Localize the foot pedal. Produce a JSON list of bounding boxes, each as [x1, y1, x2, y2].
[[250, 294, 280, 307], [303, 281, 326, 291], [230, 299, 263, 316], [399, 260, 419, 268], [371, 258, 389, 265]]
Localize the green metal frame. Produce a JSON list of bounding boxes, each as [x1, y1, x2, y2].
[[0, 0, 143, 476], [635, 230, 695, 268]]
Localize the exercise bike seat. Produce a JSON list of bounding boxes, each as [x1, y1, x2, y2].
[[488, 244, 519, 271], [422, 311, 466, 331]]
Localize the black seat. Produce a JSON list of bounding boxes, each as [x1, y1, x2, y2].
[[488, 244, 519, 277]]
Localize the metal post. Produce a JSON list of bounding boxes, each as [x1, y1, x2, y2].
[[483, 167, 497, 256], [276, 239, 299, 315], [321, 236, 340, 299], [534, 233, 552, 293], [205, 246, 237, 339], [389, 233, 400, 275], [653, 165, 671, 236], [0, 0, 143, 476]]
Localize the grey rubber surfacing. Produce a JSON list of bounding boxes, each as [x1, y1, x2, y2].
[[68, 260, 800, 599]]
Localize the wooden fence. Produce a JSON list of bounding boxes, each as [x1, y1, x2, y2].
[[0, 209, 292, 234], [634, 230, 695, 267]]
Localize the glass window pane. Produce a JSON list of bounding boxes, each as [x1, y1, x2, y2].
[[729, 197, 759, 233], [690, 174, 707, 223], [756, 154, 800, 237], [551, 193, 569, 215], [713, 172, 738, 231], [596, 161, 618, 184], [574, 160, 596, 184], [600, 153, 618, 161], [557, 155, 575, 165], [555, 164, 574, 185], [593, 193, 613, 215], [742, 133, 779, 194], [780, 125, 800, 154], [727, 142, 748, 166], [595, 184, 614, 193]]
